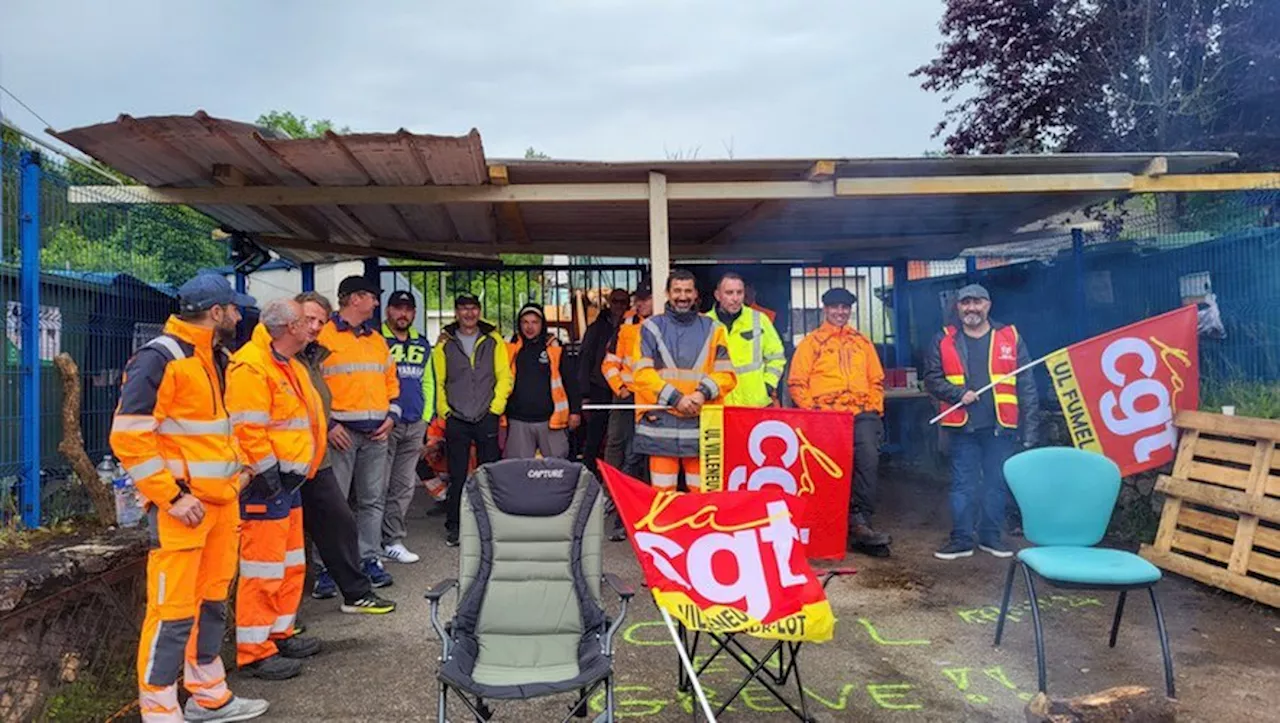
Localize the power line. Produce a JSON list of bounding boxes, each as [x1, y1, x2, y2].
[[0, 83, 55, 131]]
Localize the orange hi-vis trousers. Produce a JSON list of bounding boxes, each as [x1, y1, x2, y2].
[[236, 490, 305, 666], [138, 501, 238, 723], [650, 455, 701, 492]]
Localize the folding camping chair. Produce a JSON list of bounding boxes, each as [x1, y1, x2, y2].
[[426, 458, 636, 723], [674, 568, 856, 722]]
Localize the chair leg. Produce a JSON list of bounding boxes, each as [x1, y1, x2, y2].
[[994, 558, 1017, 646], [1019, 563, 1048, 694], [788, 643, 814, 723], [437, 682, 448, 723], [605, 675, 616, 723], [1108, 591, 1128, 648], [1148, 587, 1177, 699]]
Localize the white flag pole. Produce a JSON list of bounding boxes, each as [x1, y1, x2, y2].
[[583, 403, 670, 411], [658, 607, 718, 722], [928, 353, 1053, 425]]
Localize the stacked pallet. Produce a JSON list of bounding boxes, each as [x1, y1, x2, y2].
[[1140, 410, 1280, 608]]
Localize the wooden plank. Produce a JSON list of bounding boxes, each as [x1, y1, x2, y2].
[[1140, 547, 1280, 608], [1247, 549, 1280, 580], [1174, 410, 1280, 441], [1142, 156, 1169, 177], [1132, 172, 1280, 193], [1175, 507, 1240, 539], [1154, 429, 1200, 552], [1156, 475, 1280, 521], [488, 165, 510, 186], [1171, 429, 1201, 476], [1257, 523, 1280, 554], [1170, 529, 1233, 564], [807, 160, 835, 182], [1192, 437, 1263, 466], [1184, 459, 1252, 490], [835, 173, 1135, 197], [1229, 442, 1275, 574], [1268, 471, 1280, 499], [649, 172, 670, 310]]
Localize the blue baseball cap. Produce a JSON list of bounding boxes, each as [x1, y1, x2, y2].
[[177, 274, 256, 313]]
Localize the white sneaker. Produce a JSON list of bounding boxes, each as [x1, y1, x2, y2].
[[184, 696, 269, 722], [382, 543, 421, 564]]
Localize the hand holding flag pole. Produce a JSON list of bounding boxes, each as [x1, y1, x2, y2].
[[927, 354, 1051, 425]]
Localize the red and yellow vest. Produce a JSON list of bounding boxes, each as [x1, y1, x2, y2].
[[938, 325, 1020, 429], [506, 336, 570, 429]]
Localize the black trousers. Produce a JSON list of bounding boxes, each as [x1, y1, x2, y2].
[[581, 406, 610, 477], [852, 414, 884, 520], [302, 466, 371, 603], [445, 414, 501, 533]]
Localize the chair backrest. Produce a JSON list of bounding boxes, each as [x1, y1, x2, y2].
[[1003, 447, 1121, 547], [454, 457, 605, 687]]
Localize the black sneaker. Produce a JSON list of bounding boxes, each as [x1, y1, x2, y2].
[[275, 635, 322, 659], [978, 541, 1014, 558], [934, 541, 975, 560], [242, 654, 301, 681], [445, 530, 460, 547], [340, 592, 397, 614]]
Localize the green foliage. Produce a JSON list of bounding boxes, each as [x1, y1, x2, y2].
[[256, 110, 351, 139], [390, 254, 548, 335], [524, 147, 551, 160], [1200, 378, 1280, 419], [41, 662, 134, 722]]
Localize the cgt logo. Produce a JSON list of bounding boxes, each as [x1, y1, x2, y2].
[[727, 421, 842, 497], [527, 468, 566, 479], [1098, 336, 1191, 464]]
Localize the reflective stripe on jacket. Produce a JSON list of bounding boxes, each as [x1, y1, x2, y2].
[[707, 307, 786, 407], [110, 316, 244, 508], [382, 323, 435, 425], [937, 324, 1020, 429], [602, 310, 644, 396], [787, 322, 885, 414], [317, 315, 400, 432], [507, 336, 571, 429], [226, 324, 328, 499], [432, 320, 513, 423], [632, 309, 737, 457]]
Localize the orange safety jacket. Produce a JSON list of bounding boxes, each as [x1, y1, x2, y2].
[[938, 324, 1020, 429], [506, 336, 571, 429], [110, 317, 244, 509], [602, 310, 645, 397], [226, 325, 328, 508], [788, 322, 885, 415], [317, 314, 400, 432]]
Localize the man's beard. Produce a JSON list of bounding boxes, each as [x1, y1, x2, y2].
[[962, 312, 985, 327], [215, 323, 237, 347]]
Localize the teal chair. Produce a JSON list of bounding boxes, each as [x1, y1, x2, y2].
[[996, 447, 1175, 698]]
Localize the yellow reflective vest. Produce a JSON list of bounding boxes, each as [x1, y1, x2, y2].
[[707, 306, 786, 407]]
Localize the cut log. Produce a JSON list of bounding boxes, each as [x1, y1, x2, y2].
[[1025, 686, 1177, 723], [53, 353, 115, 525]]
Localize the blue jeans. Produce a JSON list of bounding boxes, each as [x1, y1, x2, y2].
[[948, 430, 1016, 547]]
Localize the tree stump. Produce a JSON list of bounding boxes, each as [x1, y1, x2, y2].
[[1025, 686, 1176, 723], [53, 353, 116, 525]]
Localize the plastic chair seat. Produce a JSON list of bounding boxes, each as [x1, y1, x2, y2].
[[1017, 546, 1162, 586]]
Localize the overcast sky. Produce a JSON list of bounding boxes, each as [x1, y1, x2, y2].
[[1, 1, 948, 161]]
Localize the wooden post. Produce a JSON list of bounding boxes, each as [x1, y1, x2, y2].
[[54, 353, 116, 525], [648, 172, 670, 310]]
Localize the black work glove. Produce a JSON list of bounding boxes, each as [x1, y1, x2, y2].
[[244, 466, 284, 500]]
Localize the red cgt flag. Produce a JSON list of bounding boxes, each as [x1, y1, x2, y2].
[[598, 462, 837, 642], [1046, 305, 1199, 476]]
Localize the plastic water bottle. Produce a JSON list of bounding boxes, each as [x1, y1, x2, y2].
[[96, 455, 116, 489], [114, 474, 143, 528]]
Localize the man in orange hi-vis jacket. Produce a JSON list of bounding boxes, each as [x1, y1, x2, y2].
[[789, 287, 890, 554], [110, 274, 267, 723], [632, 269, 736, 492], [226, 299, 327, 681]]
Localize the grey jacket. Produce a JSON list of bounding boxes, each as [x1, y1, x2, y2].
[[923, 320, 1040, 444]]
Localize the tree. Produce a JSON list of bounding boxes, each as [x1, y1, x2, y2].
[[256, 110, 351, 139], [914, 0, 1280, 168], [524, 147, 550, 160]]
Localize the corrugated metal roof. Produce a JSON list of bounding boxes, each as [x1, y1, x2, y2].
[[51, 113, 1237, 264]]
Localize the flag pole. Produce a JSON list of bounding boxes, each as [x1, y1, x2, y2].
[[928, 353, 1053, 425], [658, 607, 718, 722]]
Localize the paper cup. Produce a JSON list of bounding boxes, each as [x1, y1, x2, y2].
[[1221, 406, 1236, 416]]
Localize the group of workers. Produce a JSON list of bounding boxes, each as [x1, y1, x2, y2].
[[111, 265, 1037, 722]]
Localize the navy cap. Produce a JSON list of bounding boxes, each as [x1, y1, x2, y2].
[[455, 293, 481, 308], [387, 290, 416, 308], [178, 274, 256, 313], [338, 276, 380, 297], [956, 283, 990, 301], [821, 287, 856, 307]]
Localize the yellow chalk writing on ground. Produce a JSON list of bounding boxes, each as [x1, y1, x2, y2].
[[622, 621, 674, 646], [956, 595, 1103, 624], [803, 683, 856, 711], [741, 684, 788, 713], [858, 618, 931, 646], [588, 685, 669, 718], [942, 667, 989, 704], [867, 683, 924, 711]]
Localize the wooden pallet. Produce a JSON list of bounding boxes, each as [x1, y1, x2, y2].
[[1139, 410, 1280, 608]]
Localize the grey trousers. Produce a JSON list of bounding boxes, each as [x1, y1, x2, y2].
[[504, 419, 570, 459], [329, 428, 390, 561], [382, 419, 427, 547], [604, 408, 633, 469]]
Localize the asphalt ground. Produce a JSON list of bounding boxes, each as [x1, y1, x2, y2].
[[225, 466, 1280, 722]]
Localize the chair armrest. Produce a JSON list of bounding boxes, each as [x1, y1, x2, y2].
[[820, 567, 857, 589], [425, 578, 459, 602], [603, 573, 636, 601]]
